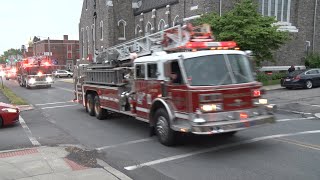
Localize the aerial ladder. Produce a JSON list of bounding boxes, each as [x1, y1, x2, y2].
[[78, 24, 217, 86]]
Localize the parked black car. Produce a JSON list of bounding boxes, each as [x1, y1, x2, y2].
[[280, 69, 320, 89]]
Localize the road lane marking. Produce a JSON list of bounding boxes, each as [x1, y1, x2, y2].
[[96, 138, 153, 151], [278, 109, 313, 115], [41, 104, 78, 109], [55, 86, 73, 92], [275, 138, 320, 151], [311, 105, 320, 107], [19, 116, 41, 146], [277, 117, 315, 122], [35, 101, 73, 106], [124, 130, 320, 171]]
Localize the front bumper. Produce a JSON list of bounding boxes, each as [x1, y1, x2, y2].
[[172, 105, 276, 135], [191, 115, 275, 135], [28, 81, 54, 87]]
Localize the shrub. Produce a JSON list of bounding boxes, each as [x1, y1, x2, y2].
[[305, 53, 320, 68], [256, 72, 285, 82]]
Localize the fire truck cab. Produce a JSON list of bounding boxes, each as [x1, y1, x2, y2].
[[75, 24, 276, 146], [17, 57, 55, 89]]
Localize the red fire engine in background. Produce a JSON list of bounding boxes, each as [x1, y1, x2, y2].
[[74, 24, 277, 146], [16, 57, 57, 89]]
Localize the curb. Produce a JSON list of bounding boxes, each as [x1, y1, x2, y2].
[[17, 105, 34, 112], [276, 108, 315, 118], [97, 159, 133, 180]]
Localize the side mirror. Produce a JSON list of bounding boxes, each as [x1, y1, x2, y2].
[[161, 81, 168, 97]]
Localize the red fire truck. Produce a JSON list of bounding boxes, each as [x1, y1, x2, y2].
[[16, 57, 56, 89], [74, 24, 276, 146]]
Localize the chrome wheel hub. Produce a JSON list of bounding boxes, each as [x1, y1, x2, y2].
[[307, 81, 312, 88]]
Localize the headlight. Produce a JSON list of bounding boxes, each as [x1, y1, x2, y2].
[[29, 78, 36, 84], [200, 103, 223, 112], [253, 98, 268, 105], [46, 77, 53, 82], [2, 108, 18, 113]]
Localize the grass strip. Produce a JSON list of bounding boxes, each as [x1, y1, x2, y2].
[[0, 85, 28, 105], [262, 79, 280, 86]]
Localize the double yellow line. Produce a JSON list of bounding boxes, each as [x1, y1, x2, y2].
[[275, 138, 320, 151]]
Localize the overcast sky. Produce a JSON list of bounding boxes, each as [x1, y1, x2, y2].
[[0, 0, 82, 55]]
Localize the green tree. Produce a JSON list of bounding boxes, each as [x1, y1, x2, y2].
[[197, 0, 290, 66], [0, 48, 22, 63]]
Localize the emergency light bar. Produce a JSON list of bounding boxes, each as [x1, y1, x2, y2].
[[184, 41, 238, 50]]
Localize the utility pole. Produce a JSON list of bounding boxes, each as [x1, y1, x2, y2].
[[48, 37, 51, 57]]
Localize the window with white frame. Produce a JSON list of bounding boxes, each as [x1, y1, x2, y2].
[[100, 21, 103, 40], [135, 25, 142, 37], [145, 22, 153, 34], [158, 19, 166, 31], [118, 20, 126, 40], [81, 28, 84, 58], [91, 24, 95, 43], [86, 26, 89, 42], [259, 0, 291, 22], [172, 15, 180, 26]]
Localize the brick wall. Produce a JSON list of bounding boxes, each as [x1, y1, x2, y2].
[[79, 0, 320, 66]]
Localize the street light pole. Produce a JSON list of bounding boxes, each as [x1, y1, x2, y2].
[[48, 37, 51, 57]]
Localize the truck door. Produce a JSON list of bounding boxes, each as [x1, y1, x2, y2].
[[165, 60, 189, 114], [134, 63, 149, 119]]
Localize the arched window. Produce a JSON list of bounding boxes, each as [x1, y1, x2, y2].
[[135, 25, 142, 37], [145, 22, 153, 35], [158, 19, 166, 31], [100, 21, 103, 40], [172, 15, 180, 26], [118, 19, 127, 40], [81, 28, 84, 58], [91, 24, 95, 43], [86, 26, 89, 55], [86, 26, 89, 42]]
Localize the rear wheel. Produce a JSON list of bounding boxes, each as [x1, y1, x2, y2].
[[94, 96, 108, 120], [86, 94, 95, 116], [57, 75, 60, 78], [305, 80, 313, 89], [154, 109, 176, 146]]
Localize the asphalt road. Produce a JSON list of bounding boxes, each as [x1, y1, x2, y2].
[[1, 79, 320, 180]]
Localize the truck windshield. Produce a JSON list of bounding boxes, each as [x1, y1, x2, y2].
[[183, 54, 254, 86]]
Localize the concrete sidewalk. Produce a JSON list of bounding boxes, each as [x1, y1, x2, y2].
[[263, 84, 283, 91], [0, 146, 132, 180]]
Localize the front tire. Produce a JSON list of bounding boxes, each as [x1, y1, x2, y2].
[[154, 109, 176, 146], [86, 94, 95, 116], [94, 96, 108, 120], [305, 80, 313, 89]]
